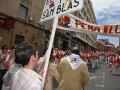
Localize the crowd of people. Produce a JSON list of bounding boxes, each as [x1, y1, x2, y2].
[[0, 43, 120, 90], [0, 44, 44, 90], [0, 43, 89, 90], [49, 48, 120, 75]]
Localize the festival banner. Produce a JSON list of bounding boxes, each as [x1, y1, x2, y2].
[[57, 14, 120, 37], [40, 0, 84, 22]]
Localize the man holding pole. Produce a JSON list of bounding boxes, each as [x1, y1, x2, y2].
[[11, 43, 43, 90]]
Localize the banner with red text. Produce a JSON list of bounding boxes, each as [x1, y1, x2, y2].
[[57, 14, 120, 37], [40, 0, 84, 22]]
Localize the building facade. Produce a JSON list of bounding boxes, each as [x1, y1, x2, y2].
[[73, 0, 98, 51], [0, 0, 98, 54], [50, 0, 98, 51], [98, 39, 115, 51], [0, 0, 46, 54]]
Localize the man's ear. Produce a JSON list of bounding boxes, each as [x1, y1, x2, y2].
[[30, 55, 36, 63]]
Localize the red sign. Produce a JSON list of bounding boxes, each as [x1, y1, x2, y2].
[[0, 17, 15, 29]]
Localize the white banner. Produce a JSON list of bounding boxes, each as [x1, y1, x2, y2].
[[40, 0, 84, 22], [57, 14, 120, 37]]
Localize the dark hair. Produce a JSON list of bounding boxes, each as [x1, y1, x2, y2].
[[15, 43, 37, 67], [11, 46, 15, 50], [72, 48, 80, 55], [2, 45, 8, 50]]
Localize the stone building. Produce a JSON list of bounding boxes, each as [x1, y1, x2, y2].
[[0, 0, 98, 53], [0, 0, 46, 54]]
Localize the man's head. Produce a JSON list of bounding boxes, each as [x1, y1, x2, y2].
[[15, 43, 38, 68], [72, 47, 80, 55], [2, 45, 8, 54]]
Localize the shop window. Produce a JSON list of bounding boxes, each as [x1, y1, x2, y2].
[[15, 35, 25, 45], [18, 4, 28, 20]]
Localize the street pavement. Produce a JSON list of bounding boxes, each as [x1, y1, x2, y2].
[[85, 63, 120, 90]]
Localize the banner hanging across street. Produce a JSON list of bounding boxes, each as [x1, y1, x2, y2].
[[57, 14, 120, 37], [40, 0, 84, 22]]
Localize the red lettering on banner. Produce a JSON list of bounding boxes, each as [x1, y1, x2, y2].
[[75, 20, 100, 32], [104, 25, 109, 33], [71, 18, 120, 36], [81, 22, 86, 29], [94, 27, 100, 32], [49, 1, 55, 8], [75, 20, 81, 27], [109, 26, 114, 33], [115, 25, 120, 33], [88, 25, 93, 31]]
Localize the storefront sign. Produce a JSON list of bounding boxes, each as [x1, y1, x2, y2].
[[0, 17, 15, 29], [40, 0, 83, 22]]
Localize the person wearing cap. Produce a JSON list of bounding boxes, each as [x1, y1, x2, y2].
[[57, 47, 89, 90]]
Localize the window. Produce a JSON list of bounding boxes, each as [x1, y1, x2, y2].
[[84, 0, 86, 7], [79, 14, 82, 19], [18, 4, 28, 19], [15, 35, 25, 45], [87, 16, 90, 22]]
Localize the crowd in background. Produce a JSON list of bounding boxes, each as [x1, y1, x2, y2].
[[0, 45, 15, 70], [49, 48, 120, 75], [0, 44, 120, 90]]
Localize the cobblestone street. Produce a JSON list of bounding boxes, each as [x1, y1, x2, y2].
[[85, 64, 120, 90]]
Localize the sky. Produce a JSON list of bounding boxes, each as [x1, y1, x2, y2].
[[91, 0, 120, 47]]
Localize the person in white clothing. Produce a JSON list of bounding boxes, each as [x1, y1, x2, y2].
[[11, 43, 43, 90]]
